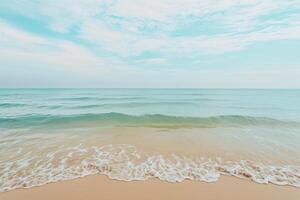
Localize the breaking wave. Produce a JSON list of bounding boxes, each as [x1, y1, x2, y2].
[[0, 144, 299, 192]]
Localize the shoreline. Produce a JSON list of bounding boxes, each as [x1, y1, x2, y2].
[[1, 175, 300, 200]]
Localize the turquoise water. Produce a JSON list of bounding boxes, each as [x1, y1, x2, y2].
[[1, 89, 300, 125], [1, 89, 300, 191]]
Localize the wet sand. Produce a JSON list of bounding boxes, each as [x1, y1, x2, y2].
[[1, 175, 300, 200]]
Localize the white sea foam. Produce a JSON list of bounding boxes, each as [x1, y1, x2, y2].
[[0, 144, 300, 192]]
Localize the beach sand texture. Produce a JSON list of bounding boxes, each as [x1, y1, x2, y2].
[[1, 175, 300, 200]]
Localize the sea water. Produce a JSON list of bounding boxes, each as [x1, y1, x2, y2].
[[0, 89, 300, 191]]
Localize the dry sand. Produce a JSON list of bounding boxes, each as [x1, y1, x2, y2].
[[1, 175, 300, 200]]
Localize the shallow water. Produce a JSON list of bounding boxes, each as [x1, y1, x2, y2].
[[1, 89, 300, 191]]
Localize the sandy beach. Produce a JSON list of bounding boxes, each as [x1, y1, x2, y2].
[[1, 89, 300, 198], [1, 175, 300, 200]]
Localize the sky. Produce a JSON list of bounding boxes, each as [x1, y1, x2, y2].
[[0, 0, 300, 88]]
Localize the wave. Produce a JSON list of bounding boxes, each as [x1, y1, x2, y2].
[[51, 97, 104, 101], [0, 103, 27, 108], [0, 112, 298, 128], [72, 102, 197, 109], [0, 144, 299, 192], [50, 96, 151, 101]]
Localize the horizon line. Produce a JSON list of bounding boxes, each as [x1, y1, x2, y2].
[[0, 87, 300, 90]]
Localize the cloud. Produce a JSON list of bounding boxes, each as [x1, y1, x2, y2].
[[1, 0, 300, 58], [2, 1, 300, 45], [76, 0, 300, 57], [1, 0, 300, 87], [0, 20, 112, 74], [0, 20, 156, 87]]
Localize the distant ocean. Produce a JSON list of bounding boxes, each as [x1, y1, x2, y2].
[[1, 89, 300, 191]]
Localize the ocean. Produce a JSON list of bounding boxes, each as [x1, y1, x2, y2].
[[0, 89, 300, 191]]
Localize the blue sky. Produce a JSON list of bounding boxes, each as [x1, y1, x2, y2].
[[0, 0, 300, 88]]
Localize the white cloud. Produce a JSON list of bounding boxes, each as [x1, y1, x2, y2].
[[75, 0, 300, 57], [1, 0, 300, 88], [0, 20, 123, 75], [2, 0, 300, 58]]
